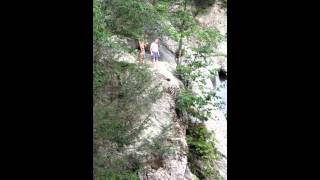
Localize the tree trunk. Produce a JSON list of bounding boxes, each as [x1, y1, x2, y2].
[[177, 35, 183, 65], [176, 0, 188, 65]]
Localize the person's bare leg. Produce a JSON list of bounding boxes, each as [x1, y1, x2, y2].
[[141, 53, 144, 64], [152, 58, 156, 68]]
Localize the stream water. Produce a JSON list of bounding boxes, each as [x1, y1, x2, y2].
[[213, 70, 227, 117]]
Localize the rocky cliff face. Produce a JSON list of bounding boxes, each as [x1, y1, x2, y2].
[[115, 60, 196, 180], [96, 1, 227, 179], [133, 62, 191, 180], [196, 2, 227, 36]]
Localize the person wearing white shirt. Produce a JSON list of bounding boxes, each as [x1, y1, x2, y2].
[[150, 38, 160, 66]]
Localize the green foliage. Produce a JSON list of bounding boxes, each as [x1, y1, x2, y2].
[[171, 9, 196, 34], [93, 0, 107, 43], [176, 89, 194, 111], [176, 25, 222, 79], [93, 61, 162, 180], [94, 61, 161, 147], [93, 62, 107, 98], [200, 27, 224, 44], [93, 0, 133, 51], [187, 125, 222, 179], [175, 42, 219, 122], [177, 2, 196, 33], [176, 89, 213, 121], [187, 125, 218, 159], [94, 0, 176, 43], [176, 64, 192, 84], [103, 0, 160, 40], [176, 57, 211, 87], [194, 27, 224, 52], [194, 44, 214, 54], [163, 26, 180, 41], [155, 0, 170, 14], [94, 154, 141, 180]]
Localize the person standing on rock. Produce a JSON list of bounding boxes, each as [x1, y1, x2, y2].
[[138, 40, 146, 64], [150, 38, 160, 67]]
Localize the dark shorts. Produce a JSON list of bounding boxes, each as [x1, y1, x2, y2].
[[151, 51, 159, 60]]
